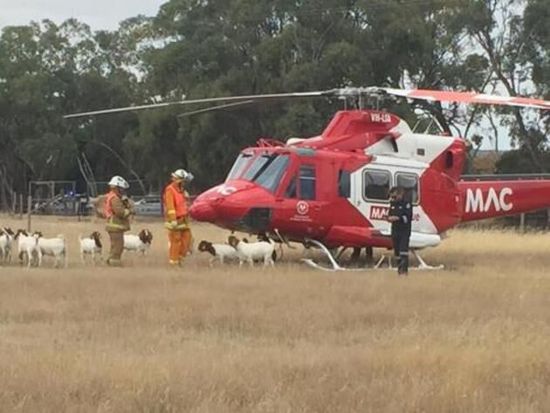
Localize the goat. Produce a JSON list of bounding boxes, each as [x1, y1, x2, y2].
[[124, 229, 153, 255], [0, 227, 15, 264], [227, 235, 276, 267], [197, 240, 239, 266], [36, 232, 68, 268], [15, 230, 42, 268], [79, 231, 103, 265]]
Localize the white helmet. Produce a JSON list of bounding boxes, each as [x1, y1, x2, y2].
[[108, 175, 130, 189], [172, 169, 194, 182]]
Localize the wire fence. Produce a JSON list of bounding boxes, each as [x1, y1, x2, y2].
[[2, 175, 550, 231]]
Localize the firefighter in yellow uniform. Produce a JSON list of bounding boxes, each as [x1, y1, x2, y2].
[[163, 169, 193, 266], [104, 175, 132, 267]]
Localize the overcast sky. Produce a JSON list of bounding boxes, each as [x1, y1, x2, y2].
[[0, 0, 165, 31]]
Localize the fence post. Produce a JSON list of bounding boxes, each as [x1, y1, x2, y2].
[[11, 191, 16, 216], [19, 194, 23, 219], [519, 213, 525, 233], [27, 195, 32, 232]]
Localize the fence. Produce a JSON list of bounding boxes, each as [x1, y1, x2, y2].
[[3, 175, 550, 231]]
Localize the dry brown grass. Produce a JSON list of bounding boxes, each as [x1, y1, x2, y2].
[[1, 215, 550, 412]]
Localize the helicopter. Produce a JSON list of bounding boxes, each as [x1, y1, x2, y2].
[[65, 87, 550, 271]]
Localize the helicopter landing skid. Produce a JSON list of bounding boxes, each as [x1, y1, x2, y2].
[[374, 250, 444, 271], [301, 239, 365, 272]]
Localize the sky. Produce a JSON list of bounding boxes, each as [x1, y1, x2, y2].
[[0, 0, 165, 31]]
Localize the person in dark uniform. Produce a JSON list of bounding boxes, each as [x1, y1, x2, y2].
[[387, 186, 413, 275]]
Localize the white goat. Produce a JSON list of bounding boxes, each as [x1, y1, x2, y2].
[[0, 227, 15, 264], [228, 235, 276, 267], [15, 230, 42, 268], [79, 231, 103, 265], [37, 232, 68, 268], [197, 240, 239, 266], [124, 229, 153, 255]]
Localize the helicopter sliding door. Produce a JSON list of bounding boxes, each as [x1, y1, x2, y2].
[[353, 168, 393, 233], [351, 157, 442, 243]]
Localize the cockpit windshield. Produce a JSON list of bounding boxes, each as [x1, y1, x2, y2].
[[227, 152, 290, 193], [254, 155, 290, 193], [226, 153, 253, 181], [242, 154, 271, 181]]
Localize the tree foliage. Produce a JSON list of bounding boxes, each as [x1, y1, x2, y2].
[[0, 0, 548, 208]]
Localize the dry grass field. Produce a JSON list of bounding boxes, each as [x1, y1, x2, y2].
[[1, 215, 550, 412]]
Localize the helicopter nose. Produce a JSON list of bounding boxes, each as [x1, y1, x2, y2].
[[189, 200, 218, 222]]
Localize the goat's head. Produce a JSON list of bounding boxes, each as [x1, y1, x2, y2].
[[197, 240, 216, 256], [32, 231, 43, 239], [91, 231, 102, 249], [139, 229, 153, 245], [14, 229, 28, 239], [227, 235, 240, 248], [2, 227, 14, 236]]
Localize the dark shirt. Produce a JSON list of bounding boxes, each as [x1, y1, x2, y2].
[[389, 199, 413, 233]]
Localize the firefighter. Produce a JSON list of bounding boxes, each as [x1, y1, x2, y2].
[[163, 169, 194, 266], [104, 175, 133, 267], [387, 186, 412, 275]]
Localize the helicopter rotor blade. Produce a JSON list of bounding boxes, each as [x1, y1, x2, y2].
[[177, 100, 255, 118], [64, 90, 336, 119], [381, 88, 550, 110]]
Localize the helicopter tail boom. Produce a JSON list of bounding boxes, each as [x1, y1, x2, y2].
[[458, 180, 550, 222]]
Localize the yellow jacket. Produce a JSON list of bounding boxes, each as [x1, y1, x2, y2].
[[105, 191, 132, 232], [163, 183, 189, 230]]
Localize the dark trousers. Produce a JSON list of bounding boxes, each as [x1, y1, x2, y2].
[[392, 229, 411, 274]]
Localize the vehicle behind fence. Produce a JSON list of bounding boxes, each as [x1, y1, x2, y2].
[[32, 194, 163, 217]]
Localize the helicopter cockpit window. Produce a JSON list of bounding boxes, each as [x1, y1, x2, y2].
[[395, 173, 419, 204], [364, 170, 391, 201], [254, 155, 290, 193], [242, 154, 271, 181], [226, 153, 253, 181], [299, 165, 316, 200]]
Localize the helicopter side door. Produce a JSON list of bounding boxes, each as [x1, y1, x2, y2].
[[349, 156, 444, 252], [273, 160, 327, 238], [350, 167, 394, 234]]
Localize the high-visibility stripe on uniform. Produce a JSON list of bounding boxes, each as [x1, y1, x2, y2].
[[106, 220, 128, 231]]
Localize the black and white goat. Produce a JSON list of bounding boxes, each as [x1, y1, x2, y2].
[[227, 235, 276, 267], [197, 240, 239, 266], [124, 229, 153, 255], [0, 227, 15, 264], [79, 231, 103, 265]]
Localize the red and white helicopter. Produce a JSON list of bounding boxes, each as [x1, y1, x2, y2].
[[66, 87, 550, 270]]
